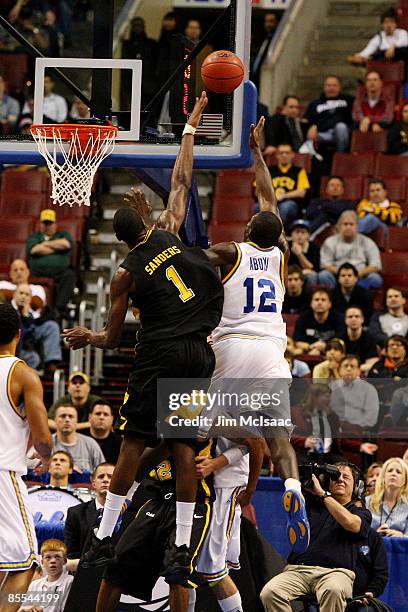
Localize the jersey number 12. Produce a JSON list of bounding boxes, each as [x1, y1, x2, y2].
[[243, 278, 277, 313]]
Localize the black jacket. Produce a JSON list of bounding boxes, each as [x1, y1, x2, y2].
[[264, 113, 308, 150], [387, 121, 408, 155], [331, 285, 374, 322], [305, 93, 354, 132], [353, 528, 388, 597], [64, 499, 97, 559]]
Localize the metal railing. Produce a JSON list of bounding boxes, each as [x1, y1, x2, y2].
[[259, 0, 329, 112], [67, 274, 108, 385], [53, 369, 66, 405]]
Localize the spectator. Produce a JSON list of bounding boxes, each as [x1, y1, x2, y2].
[[26, 209, 76, 316], [366, 457, 408, 537], [184, 19, 213, 98], [285, 347, 310, 378], [287, 220, 320, 285], [64, 462, 115, 571], [369, 287, 408, 346], [48, 450, 73, 488], [42, 73, 68, 123], [264, 95, 308, 154], [291, 383, 376, 463], [82, 401, 122, 464], [387, 101, 408, 155], [357, 178, 402, 238], [268, 143, 310, 228], [69, 94, 90, 121], [352, 527, 389, 607], [305, 176, 355, 236], [0, 258, 47, 311], [0, 74, 19, 133], [352, 71, 394, 133], [330, 355, 380, 429], [121, 17, 158, 112], [320, 210, 383, 289], [43, 8, 61, 57], [12, 283, 61, 372], [313, 338, 346, 380], [368, 334, 408, 382], [52, 404, 105, 473], [365, 463, 383, 496], [20, 540, 73, 612], [18, 7, 49, 55], [390, 362, 408, 427], [260, 463, 372, 611], [341, 306, 379, 374], [49, 371, 101, 427], [305, 75, 354, 153], [331, 262, 374, 322], [293, 288, 346, 355], [282, 265, 310, 314], [157, 12, 179, 91], [22, 74, 67, 123], [348, 7, 408, 66], [250, 12, 279, 90]]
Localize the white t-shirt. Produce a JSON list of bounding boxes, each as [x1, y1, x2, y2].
[[24, 568, 73, 612], [360, 28, 408, 58]]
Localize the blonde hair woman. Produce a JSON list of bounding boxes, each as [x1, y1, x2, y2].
[[366, 457, 408, 537]]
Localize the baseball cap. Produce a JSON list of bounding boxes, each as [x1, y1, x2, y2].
[[40, 209, 56, 223], [68, 371, 90, 384], [290, 219, 310, 232]]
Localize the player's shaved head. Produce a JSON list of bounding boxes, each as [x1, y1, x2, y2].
[[113, 207, 145, 246], [246, 211, 282, 248], [0, 303, 20, 345]]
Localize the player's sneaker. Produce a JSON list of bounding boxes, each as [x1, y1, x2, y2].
[[283, 490, 310, 553], [81, 532, 115, 568], [161, 543, 191, 585]]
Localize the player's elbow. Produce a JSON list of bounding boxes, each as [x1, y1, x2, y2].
[[34, 435, 53, 458]]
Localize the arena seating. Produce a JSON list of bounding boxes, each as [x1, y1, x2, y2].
[[350, 130, 387, 153], [331, 152, 376, 176], [265, 152, 312, 172]]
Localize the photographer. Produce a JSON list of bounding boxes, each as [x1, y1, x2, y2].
[[260, 463, 371, 611]]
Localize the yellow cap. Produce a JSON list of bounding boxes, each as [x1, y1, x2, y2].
[[68, 371, 90, 384], [40, 209, 56, 223]]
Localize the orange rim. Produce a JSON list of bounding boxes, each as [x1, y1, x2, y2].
[[30, 123, 118, 140]]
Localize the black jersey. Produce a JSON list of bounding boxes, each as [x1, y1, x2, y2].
[[121, 229, 224, 344], [147, 439, 216, 503]]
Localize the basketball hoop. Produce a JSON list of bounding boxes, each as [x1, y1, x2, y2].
[[31, 122, 118, 207]]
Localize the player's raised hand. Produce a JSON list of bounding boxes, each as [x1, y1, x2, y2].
[[123, 187, 153, 228], [188, 91, 208, 129], [249, 116, 265, 150], [62, 326, 92, 349]]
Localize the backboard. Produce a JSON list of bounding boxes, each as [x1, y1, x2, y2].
[[0, 0, 255, 169]]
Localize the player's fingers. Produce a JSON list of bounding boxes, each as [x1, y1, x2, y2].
[[195, 456, 206, 463]]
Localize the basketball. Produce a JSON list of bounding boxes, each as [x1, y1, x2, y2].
[[201, 50, 244, 94]]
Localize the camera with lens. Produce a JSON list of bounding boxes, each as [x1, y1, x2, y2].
[[299, 462, 341, 490]]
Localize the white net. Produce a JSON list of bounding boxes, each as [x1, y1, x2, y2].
[[31, 125, 117, 207]]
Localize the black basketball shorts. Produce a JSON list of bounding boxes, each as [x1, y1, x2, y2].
[[103, 482, 212, 601], [115, 334, 215, 445]]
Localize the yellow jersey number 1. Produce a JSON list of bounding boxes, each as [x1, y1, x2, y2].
[[166, 265, 195, 303]]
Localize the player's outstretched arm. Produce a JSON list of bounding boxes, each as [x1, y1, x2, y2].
[[251, 117, 289, 263], [19, 364, 52, 467], [62, 268, 132, 350], [156, 91, 208, 235], [251, 117, 278, 214]]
